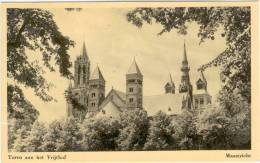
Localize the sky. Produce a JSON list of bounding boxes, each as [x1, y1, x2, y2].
[[22, 8, 227, 123]]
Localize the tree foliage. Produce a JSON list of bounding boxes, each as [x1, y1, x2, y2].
[[144, 111, 175, 150], [24, 121, 47, 152], [80, 117, 120, 151], [117, 108, 149, 150], [127, 7, 251, 102], [41, 120, 64, 151], [7, 9, 74, 123]]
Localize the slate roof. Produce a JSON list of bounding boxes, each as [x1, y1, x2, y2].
[[143, 93, 188, 116], [165, 73, 175, 87], [90, 66, 105, 81], [100, 89, 188, 117], [96, 101, 121, 119], [198, 71, 207, 84], [81, 41, 89, 60], [114, 90, 126, 101], [127, 59, 142, 75]]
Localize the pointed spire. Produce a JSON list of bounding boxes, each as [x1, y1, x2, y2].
[[81, 41, 89, 60], [127, 58, 142, 75], [183, 41, 188, 64], [199, 70, 207, 84], [167, 73, 174, 86], [90, 65, 105, 81]]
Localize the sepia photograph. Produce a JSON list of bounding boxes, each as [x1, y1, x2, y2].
[[1, 2, 259, 162]]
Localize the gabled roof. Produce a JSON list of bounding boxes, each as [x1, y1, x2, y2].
[[127, 59, 142, 75], [90, 66, 105, 81], [99, 89, 126, 110], [96, 101, 121, 119], [114, 90, 126, 102]]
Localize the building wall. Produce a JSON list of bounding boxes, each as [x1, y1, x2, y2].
[[126, 74, 143, 109]]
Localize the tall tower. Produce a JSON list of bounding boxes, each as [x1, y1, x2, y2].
[[165, 73, 175, 94], [74, 42, 90, 88], [179, 42, 192, 94], [66, 42, 90, 120], [88, 66, 105, 113], [126, 59, 143, 109]]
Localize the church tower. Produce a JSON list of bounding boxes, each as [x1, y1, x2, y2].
[[126, 59, 143, 109], [88, 66, 105, 113], [165, 73, 175, 94], [66, 42, 90, 119], [74, 42, 90, 88], [179, 42, 193, 94]]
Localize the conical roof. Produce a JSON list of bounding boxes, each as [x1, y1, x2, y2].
[[90, 66, 105, 81], [81, 41, 89, 60], [166, 73, 175, 86], [199, 71, 207, 84], [127, 59, 142, 75], [182, 41, 188, 64]]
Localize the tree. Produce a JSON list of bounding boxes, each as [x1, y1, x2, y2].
[[41, 120, 64, 151], [7, 85, 39, 123], [60, 117, 82, 151], [173, 110, 199, 150], [24, 121, 47, 152], [80, 117, 120, 151], [198, 89, 250, 149], [127, 7, 250, 102], [11, 125, 30, 152], [7, 8, 74, 118], [116, 108, 149, 150], [144, 111, 175, 150]]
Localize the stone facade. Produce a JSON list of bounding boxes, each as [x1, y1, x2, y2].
[[66, 41, 212, 119]]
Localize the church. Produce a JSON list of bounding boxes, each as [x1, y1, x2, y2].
[[66, 42, 212, 119]]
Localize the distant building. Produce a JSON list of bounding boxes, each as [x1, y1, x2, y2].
[[66, 41, 212, 119]]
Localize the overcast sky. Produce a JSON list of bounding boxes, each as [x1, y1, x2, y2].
[[23, 8, 226, 123]]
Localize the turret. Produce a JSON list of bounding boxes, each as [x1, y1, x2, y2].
[[165, 73, 175, 94], [196, 71, 207, 91]]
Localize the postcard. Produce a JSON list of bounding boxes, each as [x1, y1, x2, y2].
[[1, 1, 259, 162]]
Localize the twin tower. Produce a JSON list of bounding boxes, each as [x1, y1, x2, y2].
[[67, 42, 143, 118]]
